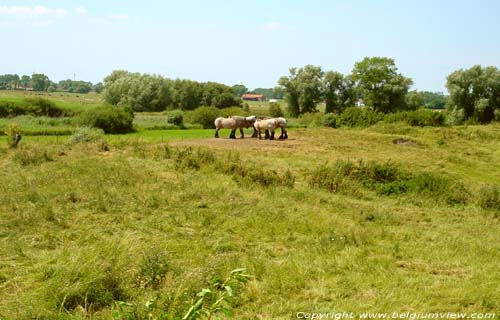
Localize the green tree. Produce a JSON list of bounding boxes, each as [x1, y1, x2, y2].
[[93, 82, 104, 93], [279, 65, 323, 116], [174, 79, 203, 110], [323, 71, 356, 114], [405, 91, 425, 111], [31, 73, 51, 91], [103, 71, 175, 111], [278, 69, 300, 117], [201, 82, 241, 108], [20, 75, 31, 89], [231, 84, 248, 97], [422, 91, 447, 109], [351, 57, 413, 113], [446, 65, 500, 123]]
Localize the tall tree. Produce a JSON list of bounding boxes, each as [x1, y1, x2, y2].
[[323, 71, 356, 114], [278, 65, 324, 116], [20, 75, 31, 89], [278, 68, 300, 117], [446, 65, 500, 123], [31, 73, 50, 91], [351, 57, 413, 113]]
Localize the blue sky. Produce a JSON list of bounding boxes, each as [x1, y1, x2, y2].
[[1, 0, 499, 91]]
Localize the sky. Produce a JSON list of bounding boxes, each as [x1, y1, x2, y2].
[[1, 0, 499, 92]]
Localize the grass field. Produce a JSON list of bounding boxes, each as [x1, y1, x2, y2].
[[1, 120, 500, 319]]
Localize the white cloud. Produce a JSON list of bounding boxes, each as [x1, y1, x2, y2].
[[264, 21, 283, 30], [75, 6, 87, 15], [109, 14, 128, 21], [0, 5, 68, 18]]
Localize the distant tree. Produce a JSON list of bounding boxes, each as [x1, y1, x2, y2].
[[323, 71, 356, 114], [58, 79, 92, 93], [20, 75, 31, 89], [421, 91, 447, 109], [174, 79, 203, 110], [0, 74, 20, 89], [31, 73, 51, 91], [405, 91, 425, 110], [446, 65, 500, 123], [201, 82, 241, 108], [93, 82, 104, 93], [231, 84, 248, 97], [351, 57, 413, 113], [103, 71, 175, 111]]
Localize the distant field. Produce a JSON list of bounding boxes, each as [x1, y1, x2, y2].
[[0, 90, 103, 113], [1, 122, 499, 319]]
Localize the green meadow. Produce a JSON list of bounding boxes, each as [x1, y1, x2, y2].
[[1, 113, 500, 318]]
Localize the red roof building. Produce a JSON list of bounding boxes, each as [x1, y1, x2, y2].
[[241, 93, 265, 101]]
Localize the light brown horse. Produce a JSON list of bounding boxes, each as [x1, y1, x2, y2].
[[254, 118, 279, 140], [214, 115, 257, 138]]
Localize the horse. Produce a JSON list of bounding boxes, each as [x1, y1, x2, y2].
[[257, 117, 288, 140], [274, 117, 288, 139], [254, 118, 279, 140], [214, 115, 256, 139]]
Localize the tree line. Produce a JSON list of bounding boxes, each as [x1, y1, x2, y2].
[[102, 70, 244, 112], [278, 57, 499, 123], [0, 73, 102, 93]]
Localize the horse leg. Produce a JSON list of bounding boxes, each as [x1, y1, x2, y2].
[[265, 130, 270, 139], [258, 129, 262, 139], [251, 128, 258, 138], [215, 128, 219, 138], [230, 129, 236, 139], [284, 129, 288, 139], [239, 127, 244, 139], [270, 129, 275, 140]]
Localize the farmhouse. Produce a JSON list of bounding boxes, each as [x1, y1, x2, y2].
[[241, 93, 265, 101]]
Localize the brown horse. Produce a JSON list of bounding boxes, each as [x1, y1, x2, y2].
[[214, 115, 257, 138]]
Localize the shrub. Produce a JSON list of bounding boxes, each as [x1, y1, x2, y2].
[[78, 106, 134, 133], [184, 106, 220, 129], [0, 98, 65, 118], [406, 109, 446, 127], [322, 113, 337, 128], [166, 110, 184, 126], [67, 127, 105, 145], [137, 250, 169, 289], [338, 107, 384, 127], [12, 148, 54, 166], [478, 185, 500, 211], [24, 98, 65, 117], [219, 106, 247, 118], [268, 102, 284, 118]]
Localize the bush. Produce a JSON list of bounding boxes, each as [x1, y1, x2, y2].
[[338, 107, 384, 127], [24, 98, 65, 117], [166, 110, 184, 126], [268, 102, 284, 118], [78, 106, 134, 133], [384, 109, 446, 127], [0, 98, 65, 118], [12, 147, 54, 166], [67, 127, 105, 145], [322, 113, 337, 128], [184, 106, 220, 129], [478, 185, 500, 211]]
